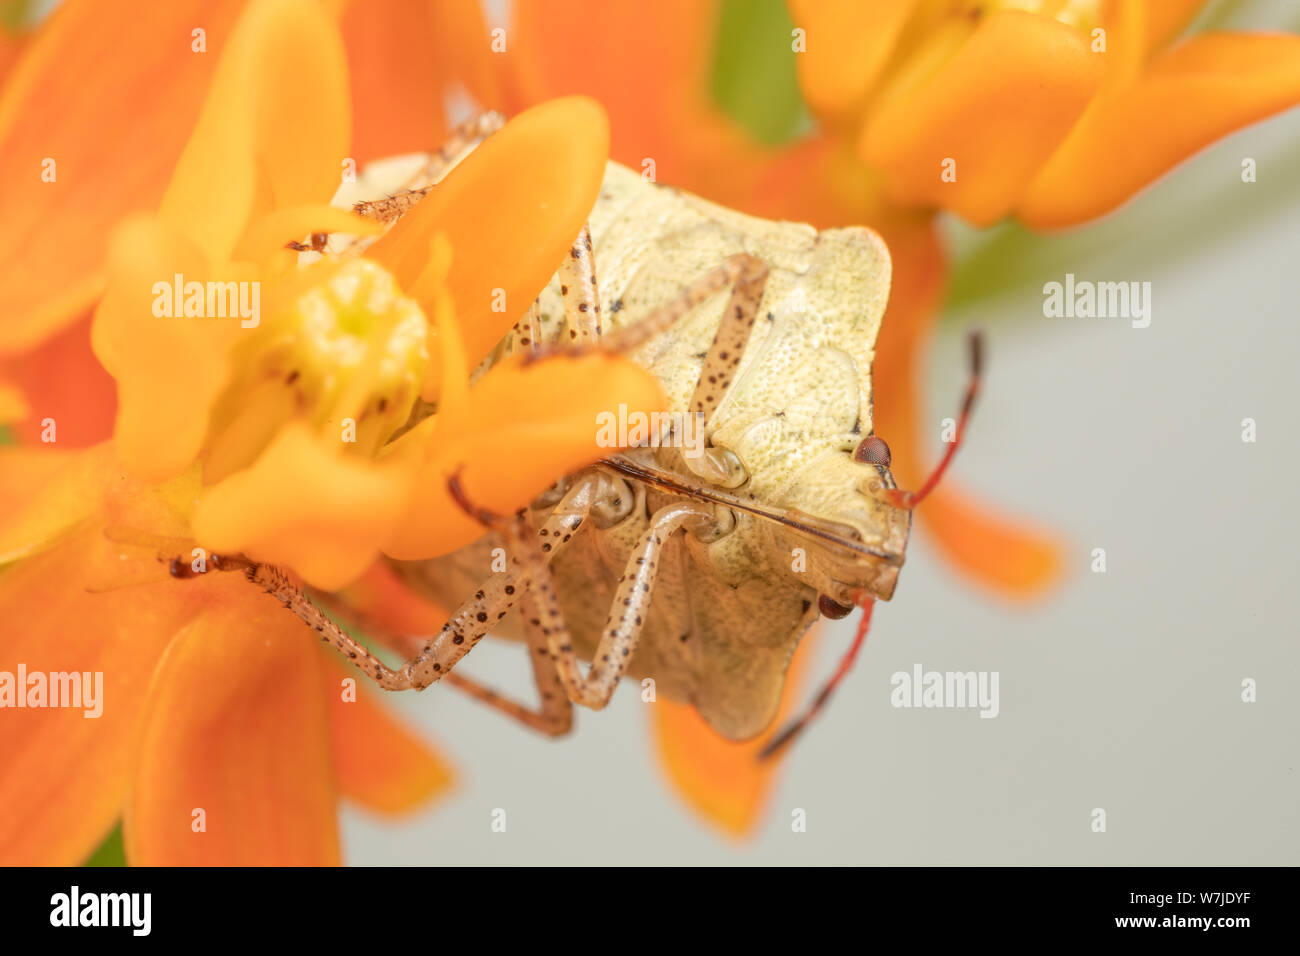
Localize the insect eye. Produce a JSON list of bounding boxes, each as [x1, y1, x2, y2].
[[817, 594, 854, 619], [853, 435, 891, 467]]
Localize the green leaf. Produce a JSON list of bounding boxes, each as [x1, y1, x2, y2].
[[710, 0, 811, 146], [0, 0, 42, 34], [84, 822, 128, 867]]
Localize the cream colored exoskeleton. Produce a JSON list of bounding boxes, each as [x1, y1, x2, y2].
[[236, 113, 920, 745]]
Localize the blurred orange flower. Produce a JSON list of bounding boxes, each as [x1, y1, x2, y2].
[[0, 0, 659, 864], [0, 0, 455, 867], [4, 0, 1300, 850]]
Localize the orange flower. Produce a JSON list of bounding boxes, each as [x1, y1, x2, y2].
[[8, 0, 1298, 851], [0, 0, 447, 867], [0, 0, 660, 864], [0, 447, 452, 865], [0, 0, 498, 446]]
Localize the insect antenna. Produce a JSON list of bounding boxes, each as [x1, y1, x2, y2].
[[888, 330, 983, 509], [758, 597, 876, 761]]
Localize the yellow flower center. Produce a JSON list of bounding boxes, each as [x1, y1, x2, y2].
[[204, 258, 428, 481]]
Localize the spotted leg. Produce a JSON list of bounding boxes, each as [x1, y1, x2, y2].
[[551, 250, 770, 487], [557, 225, 602, 344], [351, 110, 505, 224], [506, 298, 544, 356], [186, 473, 603, 695], [172, 555, 414, 690], [398, 473, 604, 690], [441, 591, 575, 736], [504, 498, 715, 710], [305, 578, 574, 735]]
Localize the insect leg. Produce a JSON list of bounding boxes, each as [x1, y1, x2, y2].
[[400, 474, 602, 690], [597, 253, 769, 488], [439, 592, 574, 736], [507, 298, 544, 356], [352, 111, 506, 224], [172, 555, 417, 689], [687, 254, 768, 428], [174, 475, 600, 694], [597, 253, 759, 354], [407, 111, 506, 187], [512, 500, 714, 710], [557, 225, 602, 344]]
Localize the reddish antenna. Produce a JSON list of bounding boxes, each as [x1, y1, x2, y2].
[[758, 597, 875, 761], [760, 330, 984, 761], [887, 330, 983, 510]]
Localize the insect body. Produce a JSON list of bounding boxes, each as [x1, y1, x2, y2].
[[380, 150, 910, 742], [227, 110, 977, 751]]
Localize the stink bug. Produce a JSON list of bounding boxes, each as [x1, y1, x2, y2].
[[229, 112, 980, 755]]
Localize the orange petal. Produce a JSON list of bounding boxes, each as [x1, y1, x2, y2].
[[1019, 32, 1300, 228], [421, 236, 469, 408], [873, 216, 1065, 597], [124, 586, 341, 865], [505, 1, 774, 222], [915, 486, 1064, 594], [99, 458, 205, 549], [0, 0, 245, 356], [651, 625, 820, 838], [337, 0, 498, 163], [0, 312, 117, 446], [337, 0, 446, 164], [0, 443, 112, 563], [0, 25, 26, 84], [337, 560, 449, 636], [91, 217, 238, 482], [428, 0, 504, 114], [193, 423, 415, 591], [737, 136, 885, 229], [161, 0, 350, 261], [0, 377, 26, 424], [507, 0, 734, 185], [321, 656, 455, 815], [0, 529, 224, 865], [367, 97, 609, 367], [860, 11, 1106, 226], [385, 350, 665, 560], [1104, 0, 1208, 58], [788, 0, 918, 124]]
